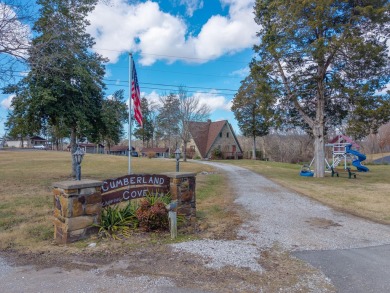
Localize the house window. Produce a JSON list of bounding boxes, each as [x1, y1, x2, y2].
[[219, 132, 222, 137], [226, 132, 229, 138]]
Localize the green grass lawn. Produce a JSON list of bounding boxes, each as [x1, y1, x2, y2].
[[0, 150, 218, 251], [1, 150, 388, 252], [221, 159, 390, 224]]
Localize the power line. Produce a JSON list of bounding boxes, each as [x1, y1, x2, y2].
[[94, 47, 251, 64], [103, 79, 237, 92], [104, 83, 236, 97]]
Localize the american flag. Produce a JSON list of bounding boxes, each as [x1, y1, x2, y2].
[[131, 59, 143, 126]]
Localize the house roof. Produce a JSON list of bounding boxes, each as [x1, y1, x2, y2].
[[80, 143, 104, 148], [141, 147, 169, 153], [328, 135, 360, 149], [67, 143, 104, 149], [30, 136, 47, 141], [188, 120, 230, 158], [110, 145, 134, 152]]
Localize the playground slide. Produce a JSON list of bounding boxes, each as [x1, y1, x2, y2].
[[346, 145, 369, 172]]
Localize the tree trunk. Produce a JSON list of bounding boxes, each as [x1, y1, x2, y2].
[[252, 135, 256, 160], [70, 127, 77, 178], [260, 137, 266, 160], [183, 141, 187, 162], [313, 123, 325, 177]]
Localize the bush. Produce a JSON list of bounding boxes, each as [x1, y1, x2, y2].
[[147, 151, 156, 159], [211, 148, 222, 159], [136, 192, 171, 231], [96, 201, 139, 239], [97, 192, 172, 238]]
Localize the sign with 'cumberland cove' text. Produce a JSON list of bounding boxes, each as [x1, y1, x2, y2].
[[101, 174, 169, 207]]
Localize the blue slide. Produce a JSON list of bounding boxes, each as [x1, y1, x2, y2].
[[346, 144, 369, 172]]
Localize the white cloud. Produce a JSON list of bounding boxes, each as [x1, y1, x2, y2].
[[1, 94, 15, 110], [178, 0, 204, 17], [135, 90, 230, 112], [142, 90, 161, 106], [377, 83, 390, 95], [87, 0, 257, 65], [230, 66, 250, 78], [193, 90, 230, 111]]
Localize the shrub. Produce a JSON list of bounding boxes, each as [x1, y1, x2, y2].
[[96, 201, 138, 239], [135, 192, 171, 231], [97, 192, 172, 238], [147, 151, 156, 159], [211, 148, 222, 159]]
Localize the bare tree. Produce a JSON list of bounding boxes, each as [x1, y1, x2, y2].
[[177, 87, 210, 162], [0, 1, 32, 85]]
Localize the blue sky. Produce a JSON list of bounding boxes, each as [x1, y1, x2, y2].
[[0, 0, 259, 137]]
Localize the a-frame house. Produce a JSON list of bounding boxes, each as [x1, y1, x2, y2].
[[187, 119, 242, 159]]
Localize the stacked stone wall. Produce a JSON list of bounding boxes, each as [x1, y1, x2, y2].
[[53, 180, 102, 244], [163, 172, 197, 232], [53, 173, 197, 244]]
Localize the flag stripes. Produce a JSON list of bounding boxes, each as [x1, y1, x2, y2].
[[131, 59, 143, 126]]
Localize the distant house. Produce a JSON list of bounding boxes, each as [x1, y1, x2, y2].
[[107, 145, 135, 156], [67, 143, 104, 154], [187, 119, 242, 159], [141, 147, 170, 158], [5, 135, 48, 148]]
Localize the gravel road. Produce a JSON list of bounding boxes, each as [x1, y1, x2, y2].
[[174, 162, 390, 251], [173, 162, 390, 292], [1, 161, 390, 292]]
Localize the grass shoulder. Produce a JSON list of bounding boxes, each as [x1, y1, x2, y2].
[[0, 151, 238, 252], [220, 159, 390, 225]]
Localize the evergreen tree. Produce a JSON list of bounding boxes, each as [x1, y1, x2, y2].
[[231, 68, 276, 160], [134, 97, 154, 147], [101, 90, 128, 151], [346, 94, 390, 140], [253, 0, 389, 177], [4, 0, 107, 177]]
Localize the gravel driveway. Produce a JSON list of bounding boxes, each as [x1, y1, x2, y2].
[[1, 161, 390, 292], [173, 162, 390, 292]]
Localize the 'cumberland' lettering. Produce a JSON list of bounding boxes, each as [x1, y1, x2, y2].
[[101, 187, 167, 207], [101, 174, 168, 193]]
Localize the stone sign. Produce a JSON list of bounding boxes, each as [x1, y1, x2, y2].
[[52, 172, 197, 244], [101, 174, 169, 206]]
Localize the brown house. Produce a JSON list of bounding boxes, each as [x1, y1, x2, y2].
[[107, 145, 136, 156], [141, 147, 170, 158], [67, 143, 104, 154], [187, 120, 242, 159]]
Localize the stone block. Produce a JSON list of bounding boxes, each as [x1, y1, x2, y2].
[[54, 195, 61, 210], [85, 193, 102, 204], [181, 190, 193, 202], [66, 216, 94, 231], [80, 187, 98, 196], [85, 203, 101, 215], [64, 189, 78, 196], [53, 207, 61, 219], [172, 178, 181, 185], [71, 198, 84, 217], [178, 206, 191, 215], [53, 188, 62, 197], [85, 226, 100, 236], [60, 196, 69, 217], [69, 228, 85, 238]]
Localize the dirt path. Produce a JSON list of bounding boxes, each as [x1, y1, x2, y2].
[[1, 161, 390, 292]]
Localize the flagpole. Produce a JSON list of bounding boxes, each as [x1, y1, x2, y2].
[[128, 53, 133, 175]]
